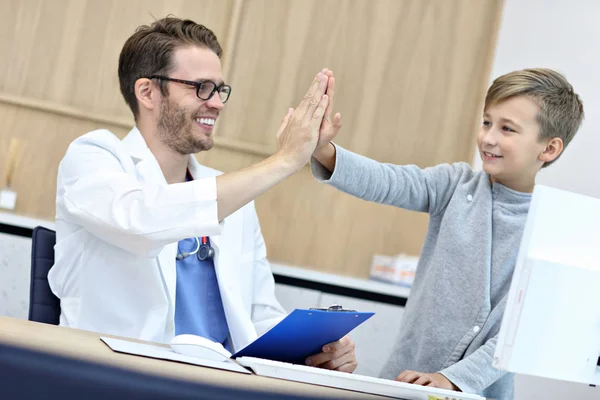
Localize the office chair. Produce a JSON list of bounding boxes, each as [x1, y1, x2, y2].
[[28, 226, 60, 325]]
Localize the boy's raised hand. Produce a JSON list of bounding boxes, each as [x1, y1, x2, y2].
[[317, 69, 343, 149], [276, 70, 330, 172]]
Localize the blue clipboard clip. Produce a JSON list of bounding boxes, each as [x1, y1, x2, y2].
[[309, 304, 357, 312]]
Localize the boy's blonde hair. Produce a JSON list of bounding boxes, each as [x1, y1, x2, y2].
[[484, 68, 584, 167]]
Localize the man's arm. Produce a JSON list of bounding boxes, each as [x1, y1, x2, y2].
[[215, 71, 331, 221], [59, 71, 331, 256]]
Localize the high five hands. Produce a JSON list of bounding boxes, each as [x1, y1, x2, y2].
[[276, 68, 343, 171]]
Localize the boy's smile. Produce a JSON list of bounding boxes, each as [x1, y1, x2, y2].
[[481, 151, 503, 162], [477, 95, 550, 192]]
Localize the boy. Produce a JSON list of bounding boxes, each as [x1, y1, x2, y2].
[[307, 68, 584, 399]]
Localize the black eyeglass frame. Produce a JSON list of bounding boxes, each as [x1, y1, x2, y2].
[[147, 75, 232, 103]]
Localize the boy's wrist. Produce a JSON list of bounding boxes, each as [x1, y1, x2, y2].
[[313, 142, 336, 171], [432, 373, 460, 391]]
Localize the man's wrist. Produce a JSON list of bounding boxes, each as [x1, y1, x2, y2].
[[272, 151, 304, 175]]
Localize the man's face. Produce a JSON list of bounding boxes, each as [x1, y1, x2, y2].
[[157, 46, 225, 155], [477, 95, 548, 189]]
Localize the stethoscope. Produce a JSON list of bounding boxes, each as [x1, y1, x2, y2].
[[176, 236, 215, 261], [175, 169, 216, 261]]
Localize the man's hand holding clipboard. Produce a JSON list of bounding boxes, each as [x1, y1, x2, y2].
[[232, 305, 374, 372]]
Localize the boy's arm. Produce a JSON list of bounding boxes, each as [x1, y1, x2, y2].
[[438, 335, 506, 394], [311, 143, 466, 215]]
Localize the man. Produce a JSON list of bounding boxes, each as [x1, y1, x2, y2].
[[48, 17, 355, 372]]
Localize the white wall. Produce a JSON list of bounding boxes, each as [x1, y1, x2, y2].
[[480, 1, 600, 399], [473, 0, 600, 200]]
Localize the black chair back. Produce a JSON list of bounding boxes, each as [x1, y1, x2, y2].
[[28, 226, 60, 325]]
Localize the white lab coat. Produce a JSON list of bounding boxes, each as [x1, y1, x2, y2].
[[48, 127, 286, 350]]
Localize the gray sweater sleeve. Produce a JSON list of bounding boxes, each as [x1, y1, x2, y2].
[[439, 335, 506, 393], [311, 144, 467, 215]]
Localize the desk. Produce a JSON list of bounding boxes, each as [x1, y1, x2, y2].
[[0, 211, 409, 377], [0, 317, 387, 399]]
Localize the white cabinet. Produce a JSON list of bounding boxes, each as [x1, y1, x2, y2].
[[274, 283, 322, 312], [0, 232, 31, 320]]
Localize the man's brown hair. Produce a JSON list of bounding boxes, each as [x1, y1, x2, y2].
[[118, 17, 222, 119]]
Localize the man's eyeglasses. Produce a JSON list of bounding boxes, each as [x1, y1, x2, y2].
[[148, 75, 232, 103]]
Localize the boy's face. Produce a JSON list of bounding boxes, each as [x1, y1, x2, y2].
[[477, 95, 548, 191]]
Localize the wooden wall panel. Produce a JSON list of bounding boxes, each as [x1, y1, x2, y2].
[[255, 170, 431, 277], [218, 0, 501, 164], [0, 0, 503, 278], [217, 0, 503, 276], [0, 0, 235, 118], [0, 103, 130, 218]]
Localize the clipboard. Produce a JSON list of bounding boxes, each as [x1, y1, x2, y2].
[[232, 305, 374, 364]]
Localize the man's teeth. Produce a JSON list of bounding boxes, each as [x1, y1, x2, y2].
[[196, 118, 215, 126]]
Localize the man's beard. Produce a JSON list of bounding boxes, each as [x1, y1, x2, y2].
[[157, 98, 213, 155]]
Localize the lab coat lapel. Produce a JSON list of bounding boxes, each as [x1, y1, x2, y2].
[[188, 157, 257, 350], [122, 127, 177, 310], [213, 209, 257, 351]]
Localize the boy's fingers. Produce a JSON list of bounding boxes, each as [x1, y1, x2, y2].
[[324, 76, 336, 123]]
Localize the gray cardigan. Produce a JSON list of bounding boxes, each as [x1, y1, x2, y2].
[[311, 145, 531, 400]]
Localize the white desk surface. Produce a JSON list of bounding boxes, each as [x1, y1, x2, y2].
[[0, 211, 55, 230], [271, 263, 410, 299]]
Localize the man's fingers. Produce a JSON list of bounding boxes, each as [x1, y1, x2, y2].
[[322, 335, 352, 353], [276, 108, 293, 135], [335, 360, 357, 373], [316, 351, 354, 370], [311, 94, 329, 128], [299, 73, 328, 118], [305, 351, 334, 367], [306, 336, 352, 367], [295, 72, 326, 116], [324, 75, 335, 123]]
